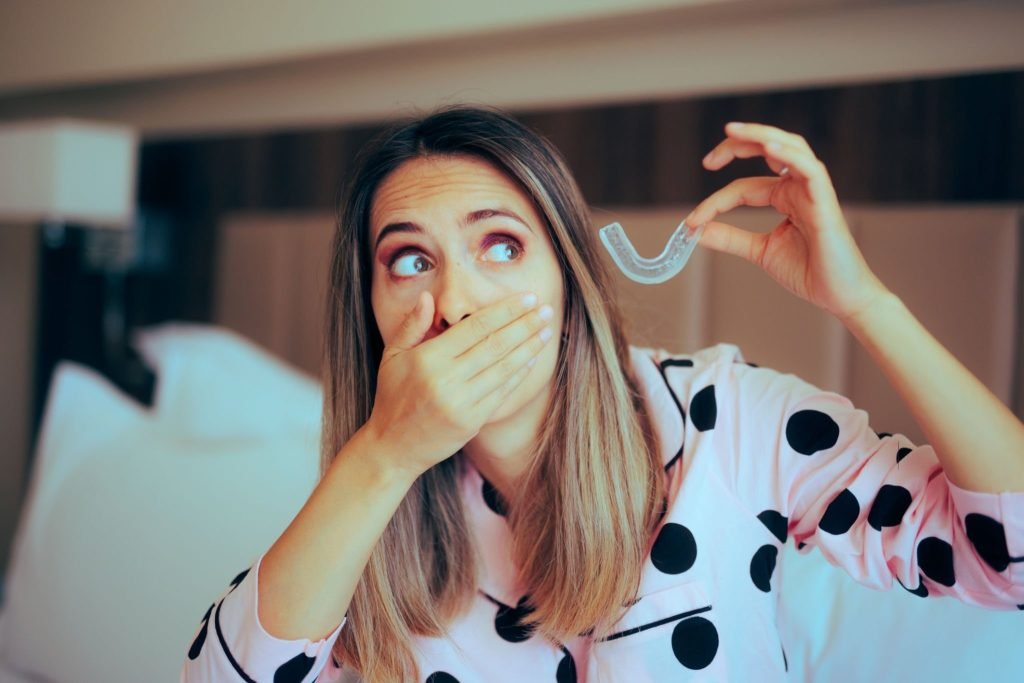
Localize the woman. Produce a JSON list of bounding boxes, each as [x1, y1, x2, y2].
[[181, 105, 1024, 683]]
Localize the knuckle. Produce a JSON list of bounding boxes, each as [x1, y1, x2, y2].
[[482, 332, 504, 357], [466, 315, 489, 339], [496, 355, 516, 377], [485, 331, 509, 358]]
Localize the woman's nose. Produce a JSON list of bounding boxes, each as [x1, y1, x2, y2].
[[433, 265, 481, 330]]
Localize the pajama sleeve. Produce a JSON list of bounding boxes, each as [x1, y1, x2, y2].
[[705, 344, 1024, 608], [180, 551, 345, 682]]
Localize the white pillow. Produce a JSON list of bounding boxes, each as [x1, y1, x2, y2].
[[132, 322, 322, 440], [0, 662, 49, 683], [0, 362, 321, 683], [777, 542, 1024, 681]]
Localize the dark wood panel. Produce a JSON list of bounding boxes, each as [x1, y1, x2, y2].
[[520, 71, 1023, 205]]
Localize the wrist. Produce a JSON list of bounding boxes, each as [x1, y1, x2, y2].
[[345, 421, 422, 489], [839, 288, 903, 336]]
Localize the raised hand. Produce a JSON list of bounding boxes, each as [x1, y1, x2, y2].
[[365, 290, 554, 478], [685, 122, 889, 323]]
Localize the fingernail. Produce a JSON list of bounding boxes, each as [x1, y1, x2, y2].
[[702, 150, 715, 164], [727, 121, 745, 129], [538, 305, 553, 321], [766, 141, 781, 151], [539, 327, 553, 342], [522, 292, 538, 307]]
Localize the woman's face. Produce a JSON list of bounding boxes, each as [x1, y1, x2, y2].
[[369, 154, 565, 422]]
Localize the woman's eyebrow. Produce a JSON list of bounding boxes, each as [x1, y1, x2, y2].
[[373, 222, 418, 253], [465, 208, 535, 234], [373, 207, 534, 252]]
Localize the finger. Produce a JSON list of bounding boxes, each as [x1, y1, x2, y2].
[[466, 322, 552, 399], [457, 303, 553, 382], [703, 140, 788, 176], [759, 140, 837, 201], [386, 291, 435, 353], [724, 122, 833, 188], [693, 219, 766, 265], [441, 290, 539, 358], [473, 339, 547, 418], [724, 122, 813, 154], [685, 176, 778, 228]]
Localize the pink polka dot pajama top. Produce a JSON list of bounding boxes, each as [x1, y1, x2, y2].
[[181, 343, 1024, 682]]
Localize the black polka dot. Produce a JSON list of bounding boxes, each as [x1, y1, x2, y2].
[[689, 385, 717, 431], [749, 544, 779, 593], [228, 568, 250, 593], [781, 643, 788, 672], [661, 358, 694, 369], [897, 574, 929, 598], [1017, 604, 1024, 611], [494, 596, 536, 643], [187, 603, 214, 660], [481, 479, 507, 516], [797, 541, 807, 550], [867, 485, 912, 531], [425, 673, 460, 683], [965, 513, 1013, 572], [746, 362, 759, 368], [332, 655, 341, 669], [650, 522, 697, 575], [757, 510, 788, 543], [786, 410, 840, 455], [671, 616, 719, 670], [917, 537, 956, 587], [896, 447, 913, 463], [876, 431, 893, 439], [818, 488, 860, 535], [274, 652, 315, 683], [556, 647, 577, 683]]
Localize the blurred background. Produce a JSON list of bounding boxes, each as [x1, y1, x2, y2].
[[0, 1, 1022, 681]]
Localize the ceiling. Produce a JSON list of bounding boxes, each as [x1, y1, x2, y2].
[[0, 0, 1020, 138]]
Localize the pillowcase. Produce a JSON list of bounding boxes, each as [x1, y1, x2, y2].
[[131, 323, 323, 440], [0, 362, 321, 683], [777, 541, 1024, 680]]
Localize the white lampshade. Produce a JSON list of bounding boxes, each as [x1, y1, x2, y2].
[[0, 119, 137, 227]]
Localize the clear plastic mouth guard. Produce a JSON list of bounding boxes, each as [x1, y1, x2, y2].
[[598, 220, 704, 285]]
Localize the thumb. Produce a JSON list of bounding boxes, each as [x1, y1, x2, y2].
[[389, 291, 434, 352]]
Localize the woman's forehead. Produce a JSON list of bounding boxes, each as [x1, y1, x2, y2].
[[370, 155, 537, 230]]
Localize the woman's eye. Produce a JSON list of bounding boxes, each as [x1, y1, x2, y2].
[[482, 236, 523, 263], [390, 252, 432, 277]]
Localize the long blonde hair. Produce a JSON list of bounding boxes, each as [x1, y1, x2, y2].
[[322, 104, 665, 681]]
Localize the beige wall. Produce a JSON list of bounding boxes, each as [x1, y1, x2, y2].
[[0, 0, 720, 93], [214, 205, 1022, 450], [1, 1, 1022, 138], [0, 223, 38, 577]]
